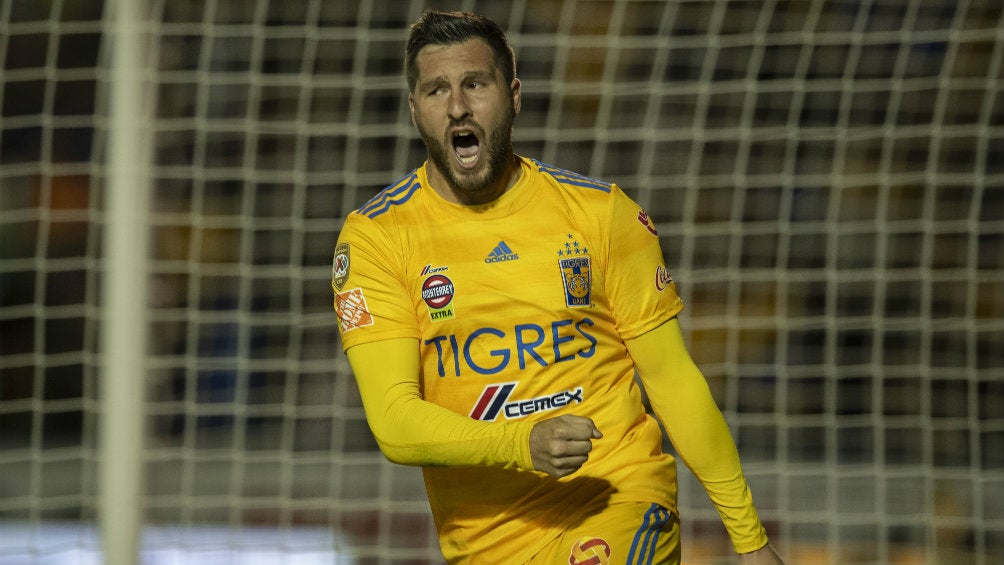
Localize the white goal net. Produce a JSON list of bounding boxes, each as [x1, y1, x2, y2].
[[0, 1, 1002, 564]]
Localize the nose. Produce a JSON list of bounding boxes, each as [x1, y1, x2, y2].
[[447, 88, 472, 122]]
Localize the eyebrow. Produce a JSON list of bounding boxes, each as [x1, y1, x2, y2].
[[418, 69, 495, 91]]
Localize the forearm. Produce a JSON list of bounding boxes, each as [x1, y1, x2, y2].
[[626, 318, 768, 553], [371, 380, 534, 469], [654, 368, 765, 553], [346, 338, 535, 470]]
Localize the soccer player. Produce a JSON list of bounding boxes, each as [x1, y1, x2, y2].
[[332, 10, 784, 565]]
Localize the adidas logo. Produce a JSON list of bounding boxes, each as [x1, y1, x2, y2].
[[484, 241, 520, 264]]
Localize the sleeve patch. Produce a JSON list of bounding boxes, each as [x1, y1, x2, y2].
[[335, 288, 374, 333], [332, 242, 350, 291], [655, 265, 674, 291], [637, 210, 658, 236]]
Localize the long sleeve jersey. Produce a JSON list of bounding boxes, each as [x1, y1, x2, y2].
[[333, 156, 767, 563]]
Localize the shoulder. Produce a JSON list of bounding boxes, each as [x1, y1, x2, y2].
[[353, 169, 423, 221], [526, 158, 633, 219], [529, 158, 614, 195], [525, 158, 650, 231]]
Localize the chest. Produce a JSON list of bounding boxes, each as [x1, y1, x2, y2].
[[403, 220, 607, 330]]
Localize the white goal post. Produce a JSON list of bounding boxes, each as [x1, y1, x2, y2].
[[100, 1, 152, 564], [0, 1, 1002, 564]]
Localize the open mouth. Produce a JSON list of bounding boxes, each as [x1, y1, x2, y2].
[[452, 130, 481, 169]]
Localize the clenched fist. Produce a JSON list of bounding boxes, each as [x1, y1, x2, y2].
[[529, 414, 603, 477]]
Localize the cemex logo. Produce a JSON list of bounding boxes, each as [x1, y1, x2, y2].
[[469, 382, 584, 421]]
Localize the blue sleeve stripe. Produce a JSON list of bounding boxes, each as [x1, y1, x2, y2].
[[550, 176, 613, 192], [534, 159, 612, 192], [359, 171, 421, 218]]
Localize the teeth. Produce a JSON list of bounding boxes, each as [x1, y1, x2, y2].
[[453, 130, 479, 167]]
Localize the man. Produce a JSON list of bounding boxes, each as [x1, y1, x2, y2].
[[332, 10, 784, 565]]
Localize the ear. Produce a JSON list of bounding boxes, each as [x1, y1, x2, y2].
[[510, 78, 522, 117], [408, 92, 417, 127]]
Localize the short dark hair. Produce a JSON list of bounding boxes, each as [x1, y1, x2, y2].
[[405, 10, 516, 93]]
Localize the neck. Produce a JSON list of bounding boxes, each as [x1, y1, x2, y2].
[[428, 154, 522, 206]]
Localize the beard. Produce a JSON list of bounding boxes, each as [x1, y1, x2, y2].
[[417, 107, 515, 200]]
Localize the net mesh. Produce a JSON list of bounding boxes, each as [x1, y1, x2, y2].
[[1, 0, 1002, 564]]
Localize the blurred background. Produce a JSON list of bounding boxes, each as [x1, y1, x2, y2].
[[0, 0, 1002, 563]]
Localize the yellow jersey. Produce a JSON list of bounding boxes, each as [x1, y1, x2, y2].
[[334, 156, 688, 562]]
